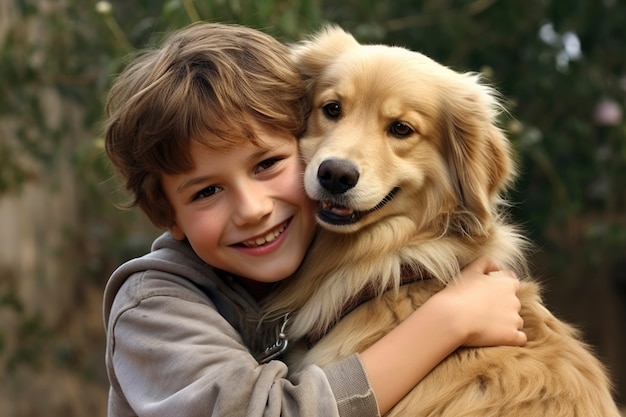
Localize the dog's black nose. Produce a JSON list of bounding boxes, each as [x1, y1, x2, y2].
[[317, 159, 360, 194]]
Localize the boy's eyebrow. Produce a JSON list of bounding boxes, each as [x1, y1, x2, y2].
[[175, 145, 277, 194], [176, 175, 213, 194], [247, 146, 273, 163]]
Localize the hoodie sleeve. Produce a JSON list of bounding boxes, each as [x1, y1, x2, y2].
[[104, 270, 379, 417]]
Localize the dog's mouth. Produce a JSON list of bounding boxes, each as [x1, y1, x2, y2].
[[317, 187, 400, 225]]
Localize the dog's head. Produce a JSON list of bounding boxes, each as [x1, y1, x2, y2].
[[293, 26, 514, 237]]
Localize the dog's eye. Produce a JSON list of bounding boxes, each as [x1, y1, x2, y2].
[[389, 121, 414, 138], [322, 102, 342, 119]]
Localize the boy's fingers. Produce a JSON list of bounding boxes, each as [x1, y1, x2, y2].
[[470, 256, 500, 274], [488, 269, 519, 281], [487, 270, 520, 296]]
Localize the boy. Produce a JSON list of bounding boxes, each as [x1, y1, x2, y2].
[[103, 22, 525, 416]]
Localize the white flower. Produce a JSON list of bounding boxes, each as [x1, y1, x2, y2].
[[594, 99, 623, 126], [95, 1, 112, 15]]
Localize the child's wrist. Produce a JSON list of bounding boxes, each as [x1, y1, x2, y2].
[[424, 291, 469, 346]]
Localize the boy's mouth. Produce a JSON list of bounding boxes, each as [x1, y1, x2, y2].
[[240, 221, 288, 248]]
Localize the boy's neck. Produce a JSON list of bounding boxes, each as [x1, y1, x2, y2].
[[235, 276, 275, 301]]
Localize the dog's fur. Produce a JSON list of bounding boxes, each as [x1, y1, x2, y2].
[[263, 26, 620, 416]]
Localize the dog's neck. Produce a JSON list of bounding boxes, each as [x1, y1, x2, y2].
[[279, 216, 456, 339], [305, 264, 434, 348]]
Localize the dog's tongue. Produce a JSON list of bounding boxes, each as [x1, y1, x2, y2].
[[321, 200, 354, 217]]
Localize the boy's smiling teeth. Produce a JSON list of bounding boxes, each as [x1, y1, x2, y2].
[[241, 222, 287, 248]]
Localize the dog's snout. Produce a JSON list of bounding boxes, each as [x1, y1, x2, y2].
[[317, 159, 360, 194]]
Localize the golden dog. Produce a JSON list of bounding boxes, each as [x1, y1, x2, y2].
[[264, 26, 620, 416]]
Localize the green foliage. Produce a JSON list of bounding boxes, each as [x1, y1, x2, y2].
[[0, 273, 50, 373]]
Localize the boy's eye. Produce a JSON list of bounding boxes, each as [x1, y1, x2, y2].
[[256, 157, 283, 173], [192, 185, 221, 201]]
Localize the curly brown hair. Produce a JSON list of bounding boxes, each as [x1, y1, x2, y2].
[[104, 22, 310, 228]]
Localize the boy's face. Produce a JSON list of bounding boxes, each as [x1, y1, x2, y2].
[[162, 126, 317, 289]]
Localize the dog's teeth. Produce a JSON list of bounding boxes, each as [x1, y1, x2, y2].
[[322, 200, 354, 216], [330, 206, 354, 216]]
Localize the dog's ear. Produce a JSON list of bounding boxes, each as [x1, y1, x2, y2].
[[290, 25, 359, 86], [442, 74, 515, 232]]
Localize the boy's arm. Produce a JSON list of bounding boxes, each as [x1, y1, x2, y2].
[[359, 256, 526, 414]]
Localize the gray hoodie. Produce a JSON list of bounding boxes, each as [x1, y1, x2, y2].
[[103, 232, 379, 416]]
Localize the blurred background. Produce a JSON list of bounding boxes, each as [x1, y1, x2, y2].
[[0, 0, 624, 415]]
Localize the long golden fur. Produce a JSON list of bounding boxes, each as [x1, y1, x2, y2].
[[264, 26, 620, 416]]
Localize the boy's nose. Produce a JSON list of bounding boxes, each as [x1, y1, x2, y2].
[[231, 187, 273, 226]]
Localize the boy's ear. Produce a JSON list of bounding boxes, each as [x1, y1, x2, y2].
[[170, 223, 186, 240]]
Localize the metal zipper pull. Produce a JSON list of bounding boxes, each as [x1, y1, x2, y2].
[[257, 314, 290, 363]]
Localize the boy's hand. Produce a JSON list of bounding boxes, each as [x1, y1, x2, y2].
[[435, 257, 527, 348]]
